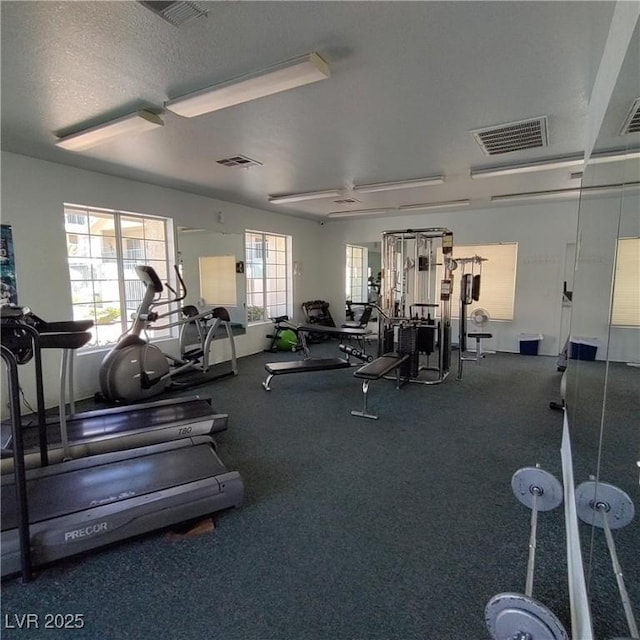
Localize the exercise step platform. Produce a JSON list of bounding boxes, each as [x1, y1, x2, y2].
[[262, 358, 350, 391], [352, 353, 409, 420]]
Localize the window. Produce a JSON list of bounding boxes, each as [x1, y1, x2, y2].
[[437, 243, 518, 321], [65, 205, 172, 347], [346, 245, 368, 302], [611, 237, 640, 327], [245, 230, 292, 323]]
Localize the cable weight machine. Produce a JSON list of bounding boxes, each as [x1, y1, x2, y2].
[[449, 254, 491, 380], [377, 228, 454, 385]]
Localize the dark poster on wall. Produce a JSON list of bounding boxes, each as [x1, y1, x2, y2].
[[0, 224, 18, 305]]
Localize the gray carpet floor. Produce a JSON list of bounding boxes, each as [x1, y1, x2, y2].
[[1, 340, 638, 640]]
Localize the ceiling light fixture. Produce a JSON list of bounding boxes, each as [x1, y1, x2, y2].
[[353, 176, 445, 194], [491, 189, 581, 203], [491, 181, 640, 204], [55, 110, 164, 152], [268, 188, 342, 205], [165, 52, 330, 118], [399, 199, 470, 212], [471, 148, 640, 179], [327, 208, 391, 219]]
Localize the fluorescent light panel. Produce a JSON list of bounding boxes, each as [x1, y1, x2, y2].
[[327, 199, 470, 218], [353, 175, 444, 193], [269, 189, 342, 205], [55, 110, 164, 151], [491, 181, 640, 204], [166, 52, 330, 118], [400, 199, 470, 212], [327, 208, 390, 218], [471, 148, 640, 179], [491, 189, 581, 203]]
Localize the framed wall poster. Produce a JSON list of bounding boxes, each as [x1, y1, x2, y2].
[[0, 224, 18, 305]]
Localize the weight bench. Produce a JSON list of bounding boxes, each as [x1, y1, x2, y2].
[[466, 332, 493, 362], [262, 358, 351, 391], [297, 324, 373, 353], [351, 353, 409, 420]]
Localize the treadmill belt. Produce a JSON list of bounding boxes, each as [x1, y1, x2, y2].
[[62, 400, 214, 442], [1, 443, 225, 530]]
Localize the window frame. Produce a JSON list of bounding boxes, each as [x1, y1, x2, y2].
[[611, 236, 640, 327], [64, 204, 174, 349], [245, 229, 293, 325], [345, 244, 368, 303]]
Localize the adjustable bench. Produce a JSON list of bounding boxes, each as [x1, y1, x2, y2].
[[262, 358, 351, 391], [351, 353, 409, 420], [466, 332, 493, 361], [297, 324, 373, 352], [457, 332, 493, 381]]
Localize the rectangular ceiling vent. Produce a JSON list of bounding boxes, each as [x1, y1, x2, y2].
[[216, 155, 262, 168], [471, 116, 549, 156], [138, 1, 208, 27], [620, 98, 640, 135], [333, 198, 361, 205]]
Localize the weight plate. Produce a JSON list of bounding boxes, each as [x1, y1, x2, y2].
[[511, 467, 563, 511], [485, 593, 568, 640], [575, 481, 635, 529]]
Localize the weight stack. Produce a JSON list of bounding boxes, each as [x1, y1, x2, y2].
[[441, 323, 451, 370], [383, 327, 395, 354], [398, 326, 419, 378], [416, 324, 435, 355]]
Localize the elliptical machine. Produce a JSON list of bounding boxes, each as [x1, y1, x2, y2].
[[99, 265, 237, 403]]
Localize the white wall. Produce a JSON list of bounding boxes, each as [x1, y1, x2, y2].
[[178, 230, 246, 326], [571, 189, 640, 364], [1, 151, 327, 407], [2, 151, 635, 411], [320, 198, 636, 361]]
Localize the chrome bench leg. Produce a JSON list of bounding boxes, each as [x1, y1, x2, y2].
[[351, 379, 378, 420]]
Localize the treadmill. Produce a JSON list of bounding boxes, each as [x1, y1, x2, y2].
[[0, 312, 244, 579], [0, 307, 228, 473], [1, 395, 229, 473], [1, 436, 243, 578]]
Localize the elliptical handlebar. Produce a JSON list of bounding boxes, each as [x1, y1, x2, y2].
[[128, 264, 187, 336], [139, 265, 187, 315], [131, 264, 229, 331]]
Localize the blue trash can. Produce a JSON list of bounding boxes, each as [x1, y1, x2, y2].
[[519, 333, 543, 355], [569, 337, 598, 361]]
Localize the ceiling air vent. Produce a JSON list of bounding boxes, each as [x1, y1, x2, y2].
[[138, 1, 208, 27], [620, 98, 640, 135], [471, 116, 549, 156], [216, 155, 262, 168], [333, 198, 361, 205]]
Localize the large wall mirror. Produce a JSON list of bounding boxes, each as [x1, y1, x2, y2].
[[177, 227, 246, 331], [566, 15, 639, 638], [345, 241, 381, 302]]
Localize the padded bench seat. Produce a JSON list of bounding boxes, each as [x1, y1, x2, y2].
[[457, 332, 494, 380], [354, 353, 408, 380], [352, 353, 410, 420], [297, 324, 372, 338], [465, 332, 493, 361], [262, 358, 350, 390]]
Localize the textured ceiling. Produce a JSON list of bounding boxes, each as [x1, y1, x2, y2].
[[1, 1, 638, 219]]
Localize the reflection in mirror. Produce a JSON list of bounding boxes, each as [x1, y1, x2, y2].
[[176, 228, 246, 331], [565, 16, 639, 638], [345, 242, 382, 323], [346, 242, 382, 300]]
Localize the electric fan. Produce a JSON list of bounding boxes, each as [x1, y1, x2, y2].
[[470, 308, 490, 328]]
